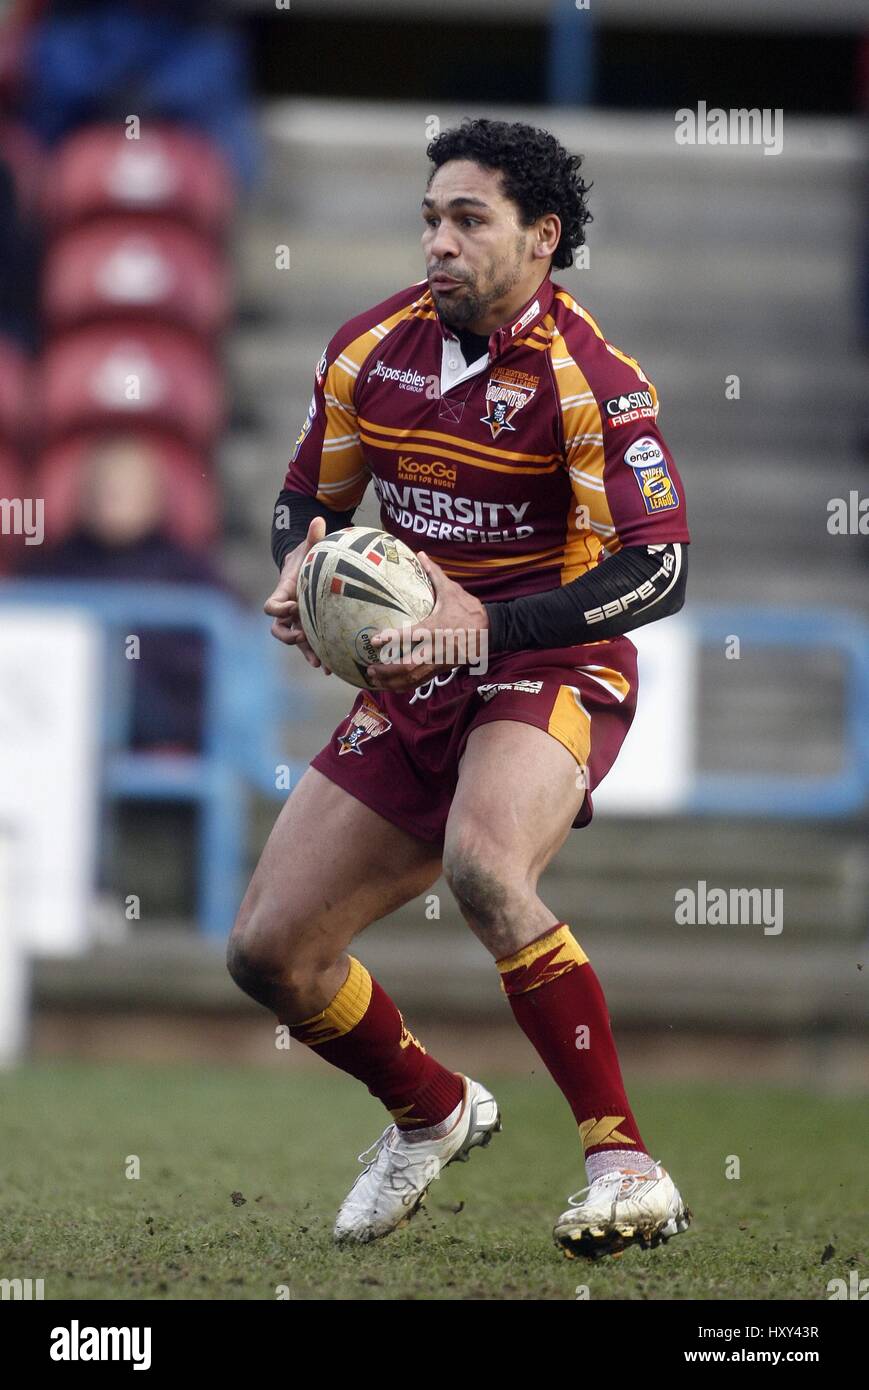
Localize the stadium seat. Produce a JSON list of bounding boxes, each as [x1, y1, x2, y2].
[[34, 431, 221, 551], [42, 122, 235, 239], [0, 334, 31, 447], [37, 322, 224, 448], [42, 215, 232, 338], [0, 0, 40, 116], [0, 118, 45, 218]]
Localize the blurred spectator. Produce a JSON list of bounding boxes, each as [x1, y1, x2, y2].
[[0, 1, 43, 114], [21, 0, 259, 188], [0, 152, 39, 349], [22, 433, 230, 751], [859, 31, 869, 358]]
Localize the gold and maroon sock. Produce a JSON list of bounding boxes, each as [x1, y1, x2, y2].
[[497, 923, 649, 1163], [287, 956, 464, 1130]]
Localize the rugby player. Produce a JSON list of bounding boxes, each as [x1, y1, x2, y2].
[[227, 118, 692, 1260]]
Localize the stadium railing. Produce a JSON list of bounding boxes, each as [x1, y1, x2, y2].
[[689, 608, 869, 819], [2, 582, 867, 942], [1, 581, 309, 944]]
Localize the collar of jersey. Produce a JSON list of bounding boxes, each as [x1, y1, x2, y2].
[[431, 272, 555, 361]]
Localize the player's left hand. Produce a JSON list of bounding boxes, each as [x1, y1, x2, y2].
[[365, 551, 489, 692]]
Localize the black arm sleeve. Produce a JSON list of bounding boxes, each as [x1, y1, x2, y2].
[[484, 542, 688, 653], [271, 488, 357, 570]]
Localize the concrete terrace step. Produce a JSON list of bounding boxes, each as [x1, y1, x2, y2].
[[261, 102, 861, 224], [32, 923, 867, 1028], [228, 328, 868, 461], [236, 224, 855, 325]]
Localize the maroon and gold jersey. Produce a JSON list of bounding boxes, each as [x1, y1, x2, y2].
[[284, 273, 689, 603]]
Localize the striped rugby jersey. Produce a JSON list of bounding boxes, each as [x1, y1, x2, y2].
[[284, 273, 689, 603]]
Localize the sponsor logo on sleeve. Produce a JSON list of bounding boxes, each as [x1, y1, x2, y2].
[[603, 390, 656, 428], [623, 437, 679, 514], [314, 349, 328, 387], [291, 392, 318, 462]]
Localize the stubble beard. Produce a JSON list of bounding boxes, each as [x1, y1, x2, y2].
[[434, 240, 526, 332]]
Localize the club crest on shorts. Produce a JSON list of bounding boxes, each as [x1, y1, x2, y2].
[[337, 693, 392, 755], [480, 367, 539, 439]]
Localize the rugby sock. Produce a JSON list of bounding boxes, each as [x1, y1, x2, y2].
[[287, 955, 464, 1129], [585, 1148, 658, 1183], [497, 922, 651, 1164]]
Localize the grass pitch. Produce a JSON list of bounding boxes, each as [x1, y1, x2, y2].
[[0, 1061, 865, 1301]]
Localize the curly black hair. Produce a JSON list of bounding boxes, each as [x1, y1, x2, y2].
[[425, 118, 592, 271]]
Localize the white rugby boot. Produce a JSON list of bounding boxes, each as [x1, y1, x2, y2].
[[554, 1159, 691, 1261], [333, 1074, 501, 1244]]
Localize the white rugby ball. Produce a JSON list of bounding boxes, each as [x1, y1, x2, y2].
[[296, 526, 435, 687]]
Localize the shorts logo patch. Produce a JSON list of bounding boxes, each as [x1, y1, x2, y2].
[[623, 436, 679, 514], [337, 694, 392, 755], [477, 680, 544, 702]]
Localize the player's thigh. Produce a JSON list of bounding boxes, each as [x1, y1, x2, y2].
[[445, 720, 585, 886], [232, 766, 442, 966]]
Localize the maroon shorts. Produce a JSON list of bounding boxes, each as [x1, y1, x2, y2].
[[310, 636, 639, 846]]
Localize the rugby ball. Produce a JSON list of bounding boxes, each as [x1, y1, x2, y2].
[[296, 527, 435, 687]]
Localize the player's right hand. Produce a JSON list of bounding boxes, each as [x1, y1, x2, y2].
[[264, 517, 332, 673]]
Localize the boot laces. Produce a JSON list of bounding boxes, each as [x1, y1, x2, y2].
[[566, 1162, 662, 1209], [356, 1126, 438, 1198]]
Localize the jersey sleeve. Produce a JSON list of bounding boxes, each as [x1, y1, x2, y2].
[[563, 354, 690, 555], [282, 339, 371, 511]]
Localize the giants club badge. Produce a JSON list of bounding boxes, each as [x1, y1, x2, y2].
[[337, 693, 392, 756], [480, 367, 539, 440]]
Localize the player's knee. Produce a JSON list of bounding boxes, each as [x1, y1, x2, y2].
[[226, 923, 277, 996], [226, 905, 295, 992], [443, 842, 512, 931], [227, 905, 337, 1007]]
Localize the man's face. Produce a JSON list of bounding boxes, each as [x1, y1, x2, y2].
[[421, 160, 543, 333]]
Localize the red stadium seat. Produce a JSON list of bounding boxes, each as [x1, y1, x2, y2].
[[0, 2, 44, 116], [42, 215, 232, 338], [37, 322, 224, 449], [34, 431, 221, 550], [0, 118, 45, 218], [42, 122, 235, 239], [0, 334, 31, 447]]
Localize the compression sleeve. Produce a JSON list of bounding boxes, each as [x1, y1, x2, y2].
[[483, 542, 687, 653], [271, 487, 356, 570]]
